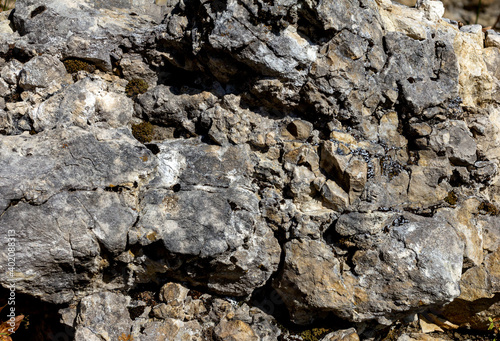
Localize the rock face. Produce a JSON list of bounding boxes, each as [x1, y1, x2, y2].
[[0, 0, 500, 339]]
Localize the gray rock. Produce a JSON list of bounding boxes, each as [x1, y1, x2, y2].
[[13, 0, 162, 70], [0, 127, 155, 209], [0, 188, 137, 303], [74, 292, 133, 341], [274, 215, 464, 324], [0, 0, 499, 338], [336, 211, 396, 236], [321, 328, 360, 341], [429, 120, 477, 166], [18, 54, 69, 91], [129, 139, 280, 296], [30, 78, 133, 132], [1, 60, 23, 85]]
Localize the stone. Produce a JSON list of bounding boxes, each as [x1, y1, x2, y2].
[[30, 78, 133, 132], [286, 120, 314, 140], [214, 320, 259, 341], [336, 211, 396, 236], [74, 292, 133, 341], [128, 139, 280, 296], [0, 127, 155, 209], [0, 78, 9, 97], [1, 60, 23, 85], [1, 0, 500, 339], [159, 282, 189, 305], [19, 54, 70, 91], [274, 215, 464, 324], [320, 179, 349, 211], [321, 328, 360, 341], [485, 30, 500, 49], [429, 120, 477, 166]]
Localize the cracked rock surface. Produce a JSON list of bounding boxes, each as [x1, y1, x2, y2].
[[0, 0, 500, 339]]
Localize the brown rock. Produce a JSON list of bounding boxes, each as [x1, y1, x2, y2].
[[159, 282, 189, 305], [287, 119, 314, 140], [321, 328, 359, 341], [321, 179, 350, 211], [214, 320, 259, 341]]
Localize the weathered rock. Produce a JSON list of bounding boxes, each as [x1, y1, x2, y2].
[[13, 0, 163, 70], [0, 0, 500, 339], [30, 78, 133, 131], [129, 139, 280, 296], [321, 328, 360, 341], [73, 292, 133, 341], [320, 179, 349, 211], [0, 127, 155, 210], [1, 60, 23, 85], [274, 215, 464, 324], [18, 54, 70, 92], [429, 120, 477, 166], [214, 320, 259, 341]]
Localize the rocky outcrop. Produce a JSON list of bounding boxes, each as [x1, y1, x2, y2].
[[0, 0, 500, 339]]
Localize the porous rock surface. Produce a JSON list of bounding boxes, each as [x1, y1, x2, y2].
[[0, 0, 499, 339]]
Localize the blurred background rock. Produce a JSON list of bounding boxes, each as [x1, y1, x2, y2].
[[396, 0, 500, 28]]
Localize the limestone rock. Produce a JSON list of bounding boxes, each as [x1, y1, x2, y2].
[[30, 78, 133, 131], [129, 139, 280, 296], [1, 0, 500, 338], [18, 54, 70, 92], [214, 320, 259, 341], [321, 328, 360, 341], [274, 215, 464, 324], [73, 292, 133, 341]]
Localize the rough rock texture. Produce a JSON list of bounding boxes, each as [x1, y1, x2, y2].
[[0, 0, 500, 339]]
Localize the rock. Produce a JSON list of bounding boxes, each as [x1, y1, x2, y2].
[[0, 127, 155, 209], [418, 0, 445, 21], [13, 0, 162, 70], [18, 54, 70, 91], [129, 139, 280, 296], [429, 120, 477, 166], [0, 78, 9, 97], [0, 188, 138, 303], [159, 282, 189, 305], [30, 78, 133, 131], [286, 120, 314, 140], [320, 179, 349, 211], [335, 211, 396, 236], [321, 328, 360, 341], [1, 0, 500, 339], [73, 292, 133, 341], [485, 30, 500, 49], [320, 140, 368, 202], [214, 320, 259, 341], [274, 215, 464, 324], [1, 60, 23, 85], [379, 111, 407, 148], [140, 318, 204, 341]]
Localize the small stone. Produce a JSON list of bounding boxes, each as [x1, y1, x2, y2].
[[1, 60, 23, 85], [321, 328, 359, 341], [159, 282, 189, 306], [320, 180, 349, 211], [19, 55, 68, 90], [214, 320, 259, 341], [485, 30, 500, 49], [287, 120, 313, 140], [409, 122, 432, 137]]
